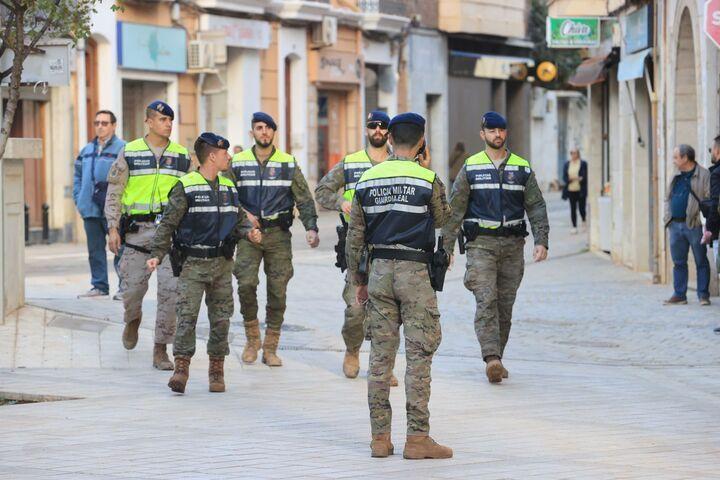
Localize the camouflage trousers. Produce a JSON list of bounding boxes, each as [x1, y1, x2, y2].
[[173, 257, 233, 358], [367, 259, 441, 436], [342, 273, 366, 352], [234, 228, 293, 331], [120, 223, 177, 344], [464, 236, 525, 360]]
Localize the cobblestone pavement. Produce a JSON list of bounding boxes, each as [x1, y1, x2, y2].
[[2, 193, 719, 479]]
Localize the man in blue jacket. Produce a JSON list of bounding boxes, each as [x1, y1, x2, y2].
[[73, 110, 126, 298]]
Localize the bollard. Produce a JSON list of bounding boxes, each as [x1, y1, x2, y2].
[[42, 203, 50, 244], [24, 203, 29, 245]]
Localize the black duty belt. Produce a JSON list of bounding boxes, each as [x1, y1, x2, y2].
[[477, 225, 528, 238], [128, 213, 159, 223], [371, 248, 432, 264], [124, 242, 151, 254], [181, 246, 224, 258]]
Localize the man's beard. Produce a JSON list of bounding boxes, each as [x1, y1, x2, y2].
[[487, 138, 506, 149], [368, 133, 388, 148], [255, 138, 273, 148]]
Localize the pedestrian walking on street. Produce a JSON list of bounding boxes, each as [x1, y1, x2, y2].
[[441, 111, 549, 384], [105, 100, 191, 370], [146, 133, 262, 394], [347, 112, 453, 460], [73, 110, 125, 298], [314, 110, 399, 385], [229, 112, 320, 367], [562, 148, 587, 234], [664, 144, 711, 306]]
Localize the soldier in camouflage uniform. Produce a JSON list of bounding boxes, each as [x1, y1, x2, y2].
[[229, 112, 319, 367], [147, 133, 262, 394], [442, 112, 549, 384], [105, 101, 190, 370], [315, 110, 398, 384], [347, 113, 453, 460]]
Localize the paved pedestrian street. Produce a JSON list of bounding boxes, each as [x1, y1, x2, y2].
[[1, 195, 719, 479]]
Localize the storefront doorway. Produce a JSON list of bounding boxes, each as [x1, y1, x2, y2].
[[317, 90, 348, 179], [121, 79, 169, 140]]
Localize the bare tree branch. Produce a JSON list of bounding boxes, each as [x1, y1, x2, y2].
[[0, 6, 27, 159], [25, 0, 62, 55], [0, 0, 14, 11]]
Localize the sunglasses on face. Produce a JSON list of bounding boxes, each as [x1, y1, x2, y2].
[[366, 121, 388, 130], [94, 120, 111, 127]]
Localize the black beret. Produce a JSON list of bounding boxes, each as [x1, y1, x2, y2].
[[388, 112, 425, 130], [367, 110, 390, 125], [251, 112, 277, 130], [147, 100, 174, 120], [481, 111, 507, 129], [197, 132, 229, 150]]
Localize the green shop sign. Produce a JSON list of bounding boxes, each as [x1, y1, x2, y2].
[[546, 17, 601, 48]]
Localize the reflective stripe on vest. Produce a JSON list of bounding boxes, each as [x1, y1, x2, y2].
[[121, 138, 190, 215], [464, 151, 531, 229], [355, 159, 436, 251], [230, 148, 295, 219], [341, 150, 374, 221], [176, 171, 240, 249]]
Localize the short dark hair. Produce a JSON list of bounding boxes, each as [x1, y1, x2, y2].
[[389, 123, 424, 149], [678, 144, 696, 163], [194, 138, 217, 165], [95, 110, 116, 124], [713, 135, 720, 149]]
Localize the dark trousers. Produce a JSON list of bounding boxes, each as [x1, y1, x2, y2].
[[567, 191, 587, 228], [83, 217, 121, 293]]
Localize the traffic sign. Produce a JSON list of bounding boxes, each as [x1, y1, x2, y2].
[[705, 0, 720, 50]]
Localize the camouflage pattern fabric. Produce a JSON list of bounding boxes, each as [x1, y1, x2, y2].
[[464, 237, 525, 359], [342, 275, 366, 352], [173, 257, 233, 357], [367, 259, 441, 435], [119, 222, 177, 345], [234, 228, 293, 331]]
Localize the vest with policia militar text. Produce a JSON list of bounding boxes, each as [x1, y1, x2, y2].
[[121, 138, 191, 216], [464, 150, 531, 231], [231, 148, 295, 220], [354, 159, 436, 251], [341, 150, 373, 221], [175, 171, 240, 249]]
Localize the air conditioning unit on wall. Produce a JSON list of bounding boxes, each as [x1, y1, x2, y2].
[[188, 40, 215, 70], [312, 16, 337, 49]]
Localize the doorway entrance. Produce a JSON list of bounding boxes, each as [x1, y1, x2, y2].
[[121, 79, 169, 140], [317, 90, 348, 179]]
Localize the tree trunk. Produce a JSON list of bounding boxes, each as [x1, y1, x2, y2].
[[0, 8, 26, 160]]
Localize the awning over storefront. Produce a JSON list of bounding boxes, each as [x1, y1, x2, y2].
[[617, 48, 652, 81], [568, 54, 609, 87], [449, 51, 534, 80]]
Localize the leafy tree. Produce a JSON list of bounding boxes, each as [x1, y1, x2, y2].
[[0, 0, 102, 159], [529, 0, 583, 89]]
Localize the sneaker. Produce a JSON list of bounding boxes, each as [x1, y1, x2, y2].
[[112, 291, 124, 301], [570, 228, 578, 235], [663, 296, 688, 305], [713, 326, 720, 334], [700, 298, 711, 306], [78, 288, 109, 298]]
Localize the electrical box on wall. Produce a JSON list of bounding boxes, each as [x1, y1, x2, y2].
[[311, 17, 338, 49]]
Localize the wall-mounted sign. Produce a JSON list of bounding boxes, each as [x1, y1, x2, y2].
[[624, 5, 652, 53], [546, 17, 601, 48], [536, 61, 558, 82], [0, 41, 70, 86], [705, 0, 720, 50], [449, 51, 534, 81], [117, 22, 187, 73], [199, 15, 270, 50], [314, 51, 362, 85]]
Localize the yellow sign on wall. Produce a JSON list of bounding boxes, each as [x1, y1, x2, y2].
[[537, 61, 558, 82]]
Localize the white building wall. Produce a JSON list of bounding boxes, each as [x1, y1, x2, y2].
[[278, 27, 308, 173]]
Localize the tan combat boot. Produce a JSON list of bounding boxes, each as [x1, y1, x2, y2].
[[208, 356, 225, 393], [153, 343, 174, 370], [262, 328, 283, 367], [502, 365, 509, 379], [241, 319, 262, 364], [403, 435, 453, 460], [370, 433, 394, 458], [343, 349, 360, 378], [389, 372, 399, 387], [168, 356, 191, 393], [122, 318, 141, 350], [485, 356, 504, 384]]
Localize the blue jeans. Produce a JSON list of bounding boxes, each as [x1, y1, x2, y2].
[[83, 217, 121, 293], [669, 221, 710, 299]]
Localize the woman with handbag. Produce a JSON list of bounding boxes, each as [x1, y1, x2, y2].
[[562, 148, 588, 234]]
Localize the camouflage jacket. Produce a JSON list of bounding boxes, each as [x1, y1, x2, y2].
[[346, 157, 451, 286], [149, 177, 253, 261], [441, 158, 549, 251], [314, 150, 388, 211]]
